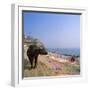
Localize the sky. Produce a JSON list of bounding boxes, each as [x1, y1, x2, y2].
[[23, 11, 80, 49]]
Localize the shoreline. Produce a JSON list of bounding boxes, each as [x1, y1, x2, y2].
[[47, 52, 80, 64], [47, 48, 80, 57]]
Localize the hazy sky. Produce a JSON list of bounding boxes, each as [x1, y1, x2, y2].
[[23, 11, 80, 48]]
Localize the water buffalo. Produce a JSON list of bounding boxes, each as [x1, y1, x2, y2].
[[27, 45, 48, 69]]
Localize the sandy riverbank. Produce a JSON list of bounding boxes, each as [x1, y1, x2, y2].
[[24, 52, 80, 77]]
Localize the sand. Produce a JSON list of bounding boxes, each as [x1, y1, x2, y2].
[[24, 52, 80, 77]]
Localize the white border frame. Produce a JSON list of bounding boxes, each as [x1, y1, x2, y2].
[[11, 4, 87, 87]]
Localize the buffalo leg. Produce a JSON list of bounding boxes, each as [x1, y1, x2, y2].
[[28, 56, 33, 68], [34, 56, 38, 68]]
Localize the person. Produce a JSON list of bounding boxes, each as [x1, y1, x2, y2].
[[70, 56, 75, 62]]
